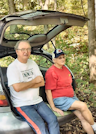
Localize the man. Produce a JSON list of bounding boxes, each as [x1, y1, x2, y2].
[[7, 40, 60, 134], [45, 49, 96, 134]]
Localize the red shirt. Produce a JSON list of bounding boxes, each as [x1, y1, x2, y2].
[[45, 65, 74, 99]]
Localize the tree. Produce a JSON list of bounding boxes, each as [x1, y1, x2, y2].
[[8, 0, 15, 14], [54, 0, 57, 10], [88, 0, 96, 83], [7, 0, 17, 33], [22, 0, 33, 10], [37, 0, 49, 9]]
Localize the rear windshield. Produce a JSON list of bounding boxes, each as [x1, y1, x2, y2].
[[4, 24, 55, 40]]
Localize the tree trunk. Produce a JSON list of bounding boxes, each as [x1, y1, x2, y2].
[[8, 0, 15, 14], [43, 0, 49, 9], [38, 0, 44, 8], [7, 0, 17, 33], [22, 0, 31, 10], [88, 0, 96, 83], [54, 0, 57, 10]]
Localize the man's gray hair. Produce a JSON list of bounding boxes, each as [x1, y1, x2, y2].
[[14, 40, 31, 50]]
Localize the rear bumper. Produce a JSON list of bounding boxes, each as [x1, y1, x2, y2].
[[0, 107, 76, 133], [0, 107, 34, 134]]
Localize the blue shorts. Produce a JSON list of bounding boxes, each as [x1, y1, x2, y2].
[[53, 95, 79, 111]]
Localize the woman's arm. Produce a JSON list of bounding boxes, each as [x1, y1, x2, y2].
[[45, 90, 64, 116]]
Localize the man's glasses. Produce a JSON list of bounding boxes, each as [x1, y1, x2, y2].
[[17, 48, 31, 52]]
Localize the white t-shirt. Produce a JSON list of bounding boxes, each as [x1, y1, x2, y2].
[[7, 59, 43, 107]]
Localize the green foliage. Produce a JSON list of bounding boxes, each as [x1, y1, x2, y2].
[[0, 0, 8, 16], [0, 56, 14, 67], [30, 55, 52, 68], [0, 0, 88, 18], [4, 25, 45, 40]]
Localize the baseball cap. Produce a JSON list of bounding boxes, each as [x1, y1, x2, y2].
[[52, 49, 65, 59]]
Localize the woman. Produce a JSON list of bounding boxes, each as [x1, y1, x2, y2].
[[45, 49, 96, 134]]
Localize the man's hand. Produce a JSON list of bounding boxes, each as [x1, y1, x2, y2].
[[52, 107, 64, 116], [34, 76, 44, 83]]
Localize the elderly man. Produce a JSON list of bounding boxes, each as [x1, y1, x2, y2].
[[7, 40, 60, 134]]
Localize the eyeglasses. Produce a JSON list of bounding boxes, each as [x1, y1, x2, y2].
[[57, 56, 65, 60], [17, 48, 31, 52]]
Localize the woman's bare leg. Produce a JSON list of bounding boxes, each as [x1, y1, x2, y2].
[[73, 110, 94, 134], [69, 100, 94, 125]]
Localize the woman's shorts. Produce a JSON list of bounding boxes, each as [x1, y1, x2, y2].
[[53, 95, 79, 111]]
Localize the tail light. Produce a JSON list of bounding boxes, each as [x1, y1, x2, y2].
[[0, 89, 9, 107]]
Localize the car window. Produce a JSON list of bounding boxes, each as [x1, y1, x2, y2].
[[30, 55, 52, 68], [0, 56, 15, 67], [42, 43, 55, 53], [4, 24, 55, 40], [0, 55, 52, 68], [4, 24, 45, 40]]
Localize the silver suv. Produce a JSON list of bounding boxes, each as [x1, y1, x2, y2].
[[0, 10, 88, 134]]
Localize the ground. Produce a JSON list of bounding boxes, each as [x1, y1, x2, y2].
[[60, 90, 96, 134]]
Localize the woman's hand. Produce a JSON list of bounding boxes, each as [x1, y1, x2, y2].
[[52, 107, 64, 116]]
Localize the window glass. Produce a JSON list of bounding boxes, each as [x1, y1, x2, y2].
[[4, 24, 55, 40], [30, 55, 52, 68], [4, 25, 45, 40], [0, 55, 52, 68], [0, 56, 15, 67], [42, 41, 55, 54]]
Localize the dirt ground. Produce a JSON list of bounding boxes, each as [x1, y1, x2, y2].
[[60, 107, 96, 134], [60, 90, 96, 134]]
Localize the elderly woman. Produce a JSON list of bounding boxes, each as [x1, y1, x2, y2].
[[45, 49, 96, 134]]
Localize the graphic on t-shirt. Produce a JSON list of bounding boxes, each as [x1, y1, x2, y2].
[[21, 68, 34, 80], [69, 74, 71, 77]]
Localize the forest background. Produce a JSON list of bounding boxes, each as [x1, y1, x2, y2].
[[0, 0, 96, 133]]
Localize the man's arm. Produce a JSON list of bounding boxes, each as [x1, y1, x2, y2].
[[12, 76, 44, 92], [45, 90, 64, 116]]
